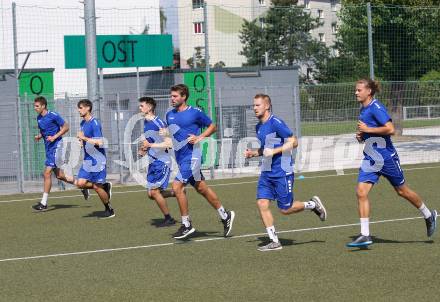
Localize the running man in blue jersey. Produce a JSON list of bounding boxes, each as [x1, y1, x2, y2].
[[138, 97, 177, 227], [244, 94, 327, 252], [32, 96, 85, 211], [75, 99, 114, 219], [166, 84, 235, 239], [347, 79, 437, 247]]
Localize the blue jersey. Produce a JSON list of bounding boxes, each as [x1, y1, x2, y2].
[[37, 111, 65, 150], [80, 117, 106, 167], [166, 106, 212, 163], [143, 116, 171, 165], [359, 99, 396, 161], [256, 115, 294, 178]]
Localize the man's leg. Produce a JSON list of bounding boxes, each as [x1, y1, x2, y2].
[[32, 167, 53, 211], [171, 180, 194, 239], [94, 182, 115, 219], [394, 184, 437, 237], [193, 180, 235, 237], [148, 189, 175, 226], [54, 168, 75, 184], [43, 166, 53, 195], [347, 182, 374, 247], [256, 198, 282, 251]]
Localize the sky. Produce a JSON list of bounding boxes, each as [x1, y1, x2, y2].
[[1, 0, 162, 95]]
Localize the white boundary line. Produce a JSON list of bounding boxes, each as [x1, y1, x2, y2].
[[0, 215, 427, 263], [1, 165, 439, 204]]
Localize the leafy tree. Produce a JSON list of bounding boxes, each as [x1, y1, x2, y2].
[[187, 47, 206, 68], [160, 7, 167, 34], [319, 1, 440, 134], [239, 0, 328, 81], [186, 47, 226, 69], [319, 1, 440, 83]]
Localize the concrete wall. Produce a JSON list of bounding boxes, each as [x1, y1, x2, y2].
[[0, 71, 19, 178]]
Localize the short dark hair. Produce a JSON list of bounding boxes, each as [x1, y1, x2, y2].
[[254, 93, 272, 111], [77, 99, 93, 112], [139, 96, 157, 112], [34, 96, 47, 109], [170, 84, 189, 101], [356, 78, 381, 96]]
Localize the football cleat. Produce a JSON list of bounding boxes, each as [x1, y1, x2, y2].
[[32, 202, 48, 212], [157, 217, 177, 227], [173, 224, 195, 239], [311, 196, 327, 221], [221, 210, 235, 237], [103, 182, 112, 201], [81, 189, 90, 200], [346, 234, 373, 247], [100, 208, 115, 219], [425, 209, 437, 238], [257, 241, 283, 252]]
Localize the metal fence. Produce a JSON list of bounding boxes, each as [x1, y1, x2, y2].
[[1, 2, 440, 193], [1, 81, 439, 193]]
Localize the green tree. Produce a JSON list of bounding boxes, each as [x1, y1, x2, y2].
[[319, 1, 440, 82], [186, 47, 226, 69], [239, 0, 328, 81], [160, 7, 167, 34], [320, 1, 440, 134]]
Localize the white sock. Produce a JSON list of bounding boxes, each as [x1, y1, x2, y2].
[[181, 215, 191, 227], [418, 203, 432, 219], [217, 206, 228, 220], [40, 192, 49, 206], [266, 226, 279, 243], [304, 200, 316, 210], [360, 218, 370, 236]]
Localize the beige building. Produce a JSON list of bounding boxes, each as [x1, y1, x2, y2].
[[167, 0, 340, 68]]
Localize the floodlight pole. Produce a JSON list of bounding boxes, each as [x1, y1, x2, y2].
[[84, 0, 99, 109], [203, 2, 215, 179], [13, 2, 49, 193], [367, 2, 375, 80], [12, 2, 24, 193]]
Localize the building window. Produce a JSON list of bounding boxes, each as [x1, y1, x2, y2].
[[192, 0, 204, 9], [318, 9, 324, 19], [304, 0, 310, 9], [259, 17, 265, 29], [331, 22, 337, 34], [258, 0, 266, 6], [331, 0, 337, 12], [319, 33, 325, 42], [194, 22, 204, 34]]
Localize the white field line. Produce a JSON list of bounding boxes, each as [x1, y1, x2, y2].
[[1, 165, 439, 204], [0, 215, 427, 263]]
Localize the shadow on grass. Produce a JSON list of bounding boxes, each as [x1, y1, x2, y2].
[[346, 235, 434, 252], [83, 210, 112, 219], [371, 235, 434, 244], [150, 218, 178, 228], [40, 203, 87, 212], [174, 230, 224, 243], [254, 236, 325, 247]]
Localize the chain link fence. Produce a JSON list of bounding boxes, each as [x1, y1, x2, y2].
[[1, 1, 439, 193]]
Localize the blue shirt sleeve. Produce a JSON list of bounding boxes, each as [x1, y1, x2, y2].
[[373, 106, 391, 126], [273, 118, 293, 138], [196, 109, 212, 128], [156, 117, 167, 128], [51, 112, 65, 127], [92, 120, 103, 138]]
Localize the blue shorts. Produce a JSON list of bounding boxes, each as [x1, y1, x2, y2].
[[257, 174, 294, 210], [147, 161, 171, 190], [175, 158, 205, 187], [77, 165, 107, 184], [358, 155, 405, 187], [45, 140, 62, 168]]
